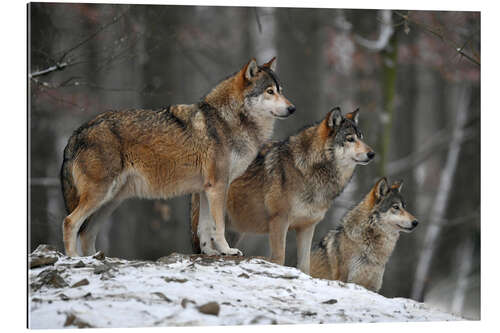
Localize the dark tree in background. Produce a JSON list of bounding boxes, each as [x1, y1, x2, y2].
[[28, 4, 480, 319]]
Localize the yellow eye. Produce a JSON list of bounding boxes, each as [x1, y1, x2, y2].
[[267, 89, 274, 95]]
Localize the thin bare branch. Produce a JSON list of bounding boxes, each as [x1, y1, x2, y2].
[[386, 127, 477, 176], [441, 210, 480, 228], [394, 11, 480, 66], [29, 6, 131, 79], [56, 6, 131, 63], [29, 62, 68, 78], [175, 40, 212, 83], [354, 10, 394, 52], [39, 89, 86, 111], [30, 177, 60, 187], [254, 7, 262, 34]]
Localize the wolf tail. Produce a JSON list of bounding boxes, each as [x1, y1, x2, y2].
[[60, 135, 80, 215], [190, 193, 202, 254]]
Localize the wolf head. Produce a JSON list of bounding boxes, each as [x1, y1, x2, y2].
[[367, 177, 419, 233], [239, 57, 295, 119], [317, 107, 375, 166]]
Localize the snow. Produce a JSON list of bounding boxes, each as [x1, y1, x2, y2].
[[28, 246, 462, 328]]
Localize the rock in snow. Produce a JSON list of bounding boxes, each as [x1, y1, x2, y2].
[[28, 245, 462, 328]]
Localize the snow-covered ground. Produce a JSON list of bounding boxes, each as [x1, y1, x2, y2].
[[28, 245, 462, 328]]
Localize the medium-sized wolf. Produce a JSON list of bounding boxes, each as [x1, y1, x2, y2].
[[191, 107, 375, 273], [310, 177, 419, 292], [60, 57, 295, 257]]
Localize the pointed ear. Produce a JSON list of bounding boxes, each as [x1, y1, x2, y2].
[[327, 107, 343, 128], [318, 108, 342, 141], [390, 180, 404, 193], [374, 177, 389, 201], [262, 56, 277, 71], [344, 108, 359, 125], [243, 58, 258, 81]]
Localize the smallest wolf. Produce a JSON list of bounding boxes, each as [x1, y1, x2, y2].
[[310, 177, 418, 292]]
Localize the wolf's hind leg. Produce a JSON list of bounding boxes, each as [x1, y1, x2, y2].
[[79, 195, 124, 256], [63, 192, 106, 257]]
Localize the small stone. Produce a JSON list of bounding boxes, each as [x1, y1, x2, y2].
[[33, 269, 68, 290], [32, 244, 58, 254], [181, 298, 196, 308], [152, 292, 172, 302], [64, 313, 93, 328], [322, 299, 338, 305], [92, 251, 105, 260], [30, 255, 58, 269], [157, 253, 189, 265], [59, 293, 70, 301], [302, 311, 317, 316], [238, 273, 250, 279], [197, 301, 220, 316], [71, 278, 89, 288], [250, 315, 277, 324], [94, 264, 111, 274], [73, 260, 85, 268], [164, 277, 188, 283]]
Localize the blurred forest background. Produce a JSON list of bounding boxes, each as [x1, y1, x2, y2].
[[28, 3, 480, 319]]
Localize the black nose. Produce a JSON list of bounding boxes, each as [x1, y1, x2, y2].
[[367, 151, 376, 160], [287, 105, 296, 114], [412, 220, 419, 227]]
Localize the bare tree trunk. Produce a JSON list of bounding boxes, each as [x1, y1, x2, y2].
[[377, 11, 397, 177], [411, 85, 471, 301], [251, 7, 277, 62], [319, 8, 357, 243], [275, 8, 323, 141], [451, 236, 474, 314], [276, 7, 325, 266], [379, 32, 417, 297]]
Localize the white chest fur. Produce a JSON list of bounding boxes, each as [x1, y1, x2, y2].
[[228, 148, 256, 183], [289, 197, 327, 227]]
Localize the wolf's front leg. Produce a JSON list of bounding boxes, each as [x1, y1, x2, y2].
[[197, 192, 220, 255], [296, 223, 317, 274], [205, 184, 243, 256], [268, 214, 289, 265]]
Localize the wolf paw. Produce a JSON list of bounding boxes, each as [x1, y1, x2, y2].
[[201, 247, 221, 256], [220, 247, 243, 257]]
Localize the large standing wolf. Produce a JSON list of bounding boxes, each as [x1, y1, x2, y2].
[[191, 107, 375, 272], [310, 177, 419, 292], [60, 57, 295, 257]]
